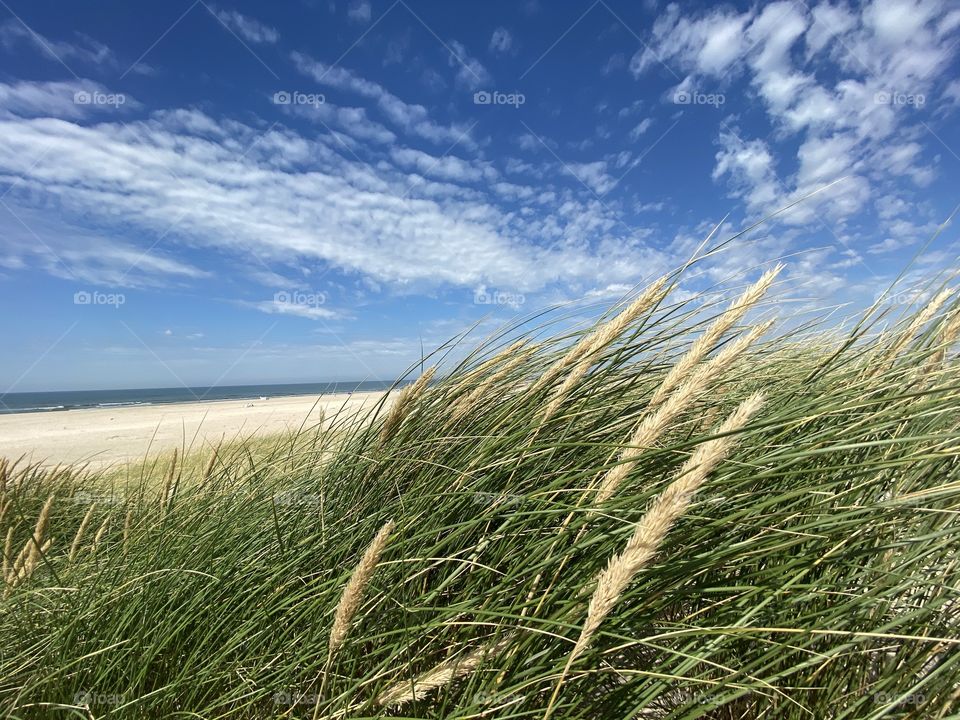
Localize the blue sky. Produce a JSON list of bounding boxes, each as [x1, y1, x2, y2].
[[0, 0, 958, 391]]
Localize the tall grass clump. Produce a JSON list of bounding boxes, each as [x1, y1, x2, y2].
[[1, 262, 959, 719]]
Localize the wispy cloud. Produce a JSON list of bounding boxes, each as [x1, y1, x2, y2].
[[209, 6, 280, 44]]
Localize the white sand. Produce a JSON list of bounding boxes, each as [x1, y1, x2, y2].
[[0, 392, 386, 469]]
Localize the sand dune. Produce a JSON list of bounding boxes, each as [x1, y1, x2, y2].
[[0, 392, 386, 469]]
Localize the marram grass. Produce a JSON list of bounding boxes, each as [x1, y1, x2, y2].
[[1, 266, 960, 719]]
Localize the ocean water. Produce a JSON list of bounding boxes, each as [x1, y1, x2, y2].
[[0, 381, 394, 415]]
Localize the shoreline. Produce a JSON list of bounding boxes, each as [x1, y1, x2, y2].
[[0, 391, 387, 469]]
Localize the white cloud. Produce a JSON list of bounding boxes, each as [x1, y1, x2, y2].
[[448, 40, 492, 90], [489, 27, 513, 54], [567, 161, 618, 195], [292, 52, 476, 148], [629, 118, 653, 140], [251, 299, 339, 320], [0, 20, 152, 74], [347, 0, 372, 23], [0, 80, 137, 119], [210, 6, 279, 44], [0, 204, 207, 287], [390, 147, 494, 183], [630, 4, 752, 77], [0, 109, 672, 296], [805, 1, 857, 57], [631, 0, 957, 240]]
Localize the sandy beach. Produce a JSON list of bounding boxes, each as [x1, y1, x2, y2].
[[0, 391, 386, 469]]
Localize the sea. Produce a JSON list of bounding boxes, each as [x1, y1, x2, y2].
[[0, 381, 395, 415]]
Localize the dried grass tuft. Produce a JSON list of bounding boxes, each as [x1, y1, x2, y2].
[[69, 503, 97, 561], [537, 278, 669, 427], [376, 636, 510, 708], [328, 519, 396, 657], [648, 265, 780, 408], [543, 393, 765, 719], [595, 320, 772, 504], [529, 276, 668, 400], [880, 286, 954, 372], [381, 368, 435, 444]]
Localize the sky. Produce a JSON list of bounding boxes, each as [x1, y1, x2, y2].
[[0, 0, 958, 392]]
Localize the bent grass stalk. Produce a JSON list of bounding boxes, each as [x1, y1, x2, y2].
[[543, 392, 766, 719], [648, 265, 780, 408], [878, 286, 954, 373], [526, 318, 772, 621], [537, 277, 669, 428], [528, 275, 669, 401], [595, 319, 772, 504], [376, 636, 510, 708], [380, 368, 435, 444], [2, 526, 13, 584], [90, 515, 110, 556], [923, 305, 960, 377], [327, 519, 396, 657], [450, 346, 534, 423], [160, 448, 178, 515], [68, 503, 97, 561]]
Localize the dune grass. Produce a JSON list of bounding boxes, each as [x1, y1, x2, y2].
[[1, 264, 959, 719]]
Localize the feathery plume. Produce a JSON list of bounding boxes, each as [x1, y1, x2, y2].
[[377, 636, 509, 708], [576, 393, 764, 662], [202, 445, 219, 484], [21, 537, 53, 582], [529, 276, 668, 400], [450, 347, 533, 422], [328, 519, 395, 657], [7, 495, 55, 589], [0, 498, 9, 529], [537, 278, 669, 427], [595, 320, 772, 504], [24, 495, 54, 572], [460, 340, 528, 387], [543, 394, 765, 719], [922, 305, 960, 377], [69, 503, 97, 561], [648, 265, 780, 408], [380, 368, 435, 443], [880, 287, 954, 371], [90, 516, 111, 556]]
